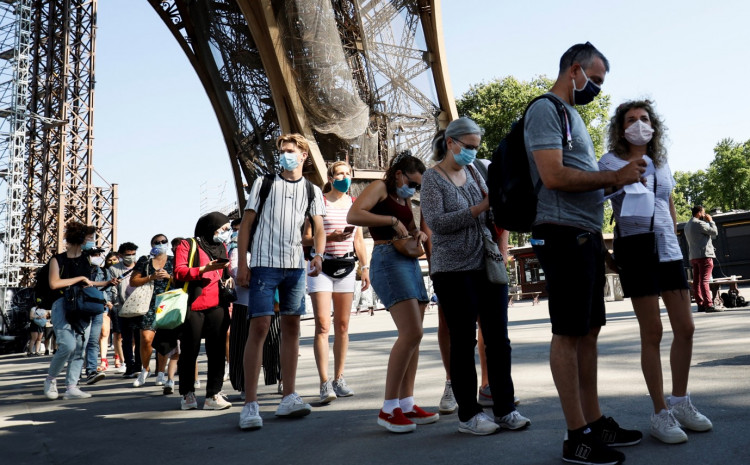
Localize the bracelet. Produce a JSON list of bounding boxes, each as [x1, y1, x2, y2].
[[391, 216, 397, 227], [361, 265, 370, 270]]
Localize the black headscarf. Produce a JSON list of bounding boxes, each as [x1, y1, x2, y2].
[[193, 211, 230, 260]]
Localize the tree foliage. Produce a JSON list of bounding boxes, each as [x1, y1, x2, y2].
[[705, 138, 750, 211], [455, 75, 611, 159]]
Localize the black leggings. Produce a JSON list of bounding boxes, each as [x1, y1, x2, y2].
[[178, 305, 230, 397]]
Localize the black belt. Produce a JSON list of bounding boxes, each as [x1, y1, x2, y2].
[[323, 252, 355, 260]]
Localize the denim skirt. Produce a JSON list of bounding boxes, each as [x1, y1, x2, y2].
[[370, 244, 428, 309]]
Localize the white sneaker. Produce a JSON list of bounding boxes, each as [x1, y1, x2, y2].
[[439, 380, 457, 414], [319, 379, 337, 404], [650, 409, 688, 444], [63, 385, 92, 399], [239, 401, 263, 430], [181, 392, 198, 410], [133, 368, 150, 388], [458, 411, 500, 435], [163, 379, 174, 395], [44, 378, 58, 400], [155, 372, 166, 386], [204, 393, 232, 410], [275, 392, 312, 417], [495, 410, 531, 430], [669, 394, 712, 431]]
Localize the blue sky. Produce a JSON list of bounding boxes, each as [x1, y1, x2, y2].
[[94, 1, 750, 252]]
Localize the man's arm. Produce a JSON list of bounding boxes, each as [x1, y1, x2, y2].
[[308, 215, 325, 276], [236, 210, 255, 287], [533, 149, 647, 193]]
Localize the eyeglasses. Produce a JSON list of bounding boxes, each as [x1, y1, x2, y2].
[[451, 138, 480, 151], [106, 260, 118, 265], [402, 173, 421, 191], [153, 239, 168, 245]]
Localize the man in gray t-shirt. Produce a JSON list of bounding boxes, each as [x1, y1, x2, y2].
[[523, 42, 646, 464]]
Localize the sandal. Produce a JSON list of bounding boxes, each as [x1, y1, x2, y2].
[[114, 355, 122, 368], [98, 358, 109, 372]]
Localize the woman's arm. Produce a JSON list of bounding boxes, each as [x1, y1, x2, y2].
[[353, 226, 370, 290], [48, 256, 89, 290], [347, 180, 409, 237], [421, 170, 478, 235], [669, 195, 677, 234]]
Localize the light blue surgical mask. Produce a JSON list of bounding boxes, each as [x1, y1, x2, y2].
[[81, 240, 95, 251], [396, 184, 416, 199], [151, 244, 169, 256], [280, 152, 300, 171], [454, 147, 477, 166], [332, 177, 351, 193], [214, 229, 232, 244]]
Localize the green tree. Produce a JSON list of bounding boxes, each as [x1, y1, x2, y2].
[[456, 75, 611, 159], [456, 75, 612, 246], [704, 138, 750, 211]]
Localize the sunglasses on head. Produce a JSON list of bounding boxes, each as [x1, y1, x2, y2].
[[153, 239, 168, 245]]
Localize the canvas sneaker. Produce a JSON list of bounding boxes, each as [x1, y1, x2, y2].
[[332, 376, 354, 397], [132, 368, 151, 388], [495, 410, 531, 431], [163, 379, 174, 395], [439, 380, 457, 414], [239, 401, 263, 430], [155, 372, 166, 386], [650, 409, 688, 444], [478, 385, 493, 407], [590, 416, 642, 447], [275, 393, 312, 417], [181, 392, 198, 410], [404, 405, 439, 425], [63, 385, 92, 400], [669, 395, 712, 431], [204, 393, 232, 410], [85, 371, 105, 385], [563, 427, 625, 465], [458, 411, 500, 435], [319, 379, 337, 404], [377, 407, 416, 433], [44, 378, 58, 400]]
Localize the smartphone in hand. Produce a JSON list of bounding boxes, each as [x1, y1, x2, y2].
[[214, 258, 230, 264], [344, 226, 355, 234]]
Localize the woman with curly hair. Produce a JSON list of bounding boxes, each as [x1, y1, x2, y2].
[[599, 100, 712, 444]]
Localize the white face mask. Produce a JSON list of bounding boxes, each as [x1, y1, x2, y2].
[[624, 120, 654, 146], [89, 256, 104, 267]]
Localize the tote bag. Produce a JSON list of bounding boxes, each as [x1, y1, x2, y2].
[[118, 280, 153, 318], [154, 238, 197, 329]]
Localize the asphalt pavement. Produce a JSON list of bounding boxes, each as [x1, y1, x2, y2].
[[1, 296, 748, 465]]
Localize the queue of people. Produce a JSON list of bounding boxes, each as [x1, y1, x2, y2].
[[36, 41, 717, 465]]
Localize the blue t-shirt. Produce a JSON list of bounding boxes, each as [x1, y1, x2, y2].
[[523, 94, 604, 232]]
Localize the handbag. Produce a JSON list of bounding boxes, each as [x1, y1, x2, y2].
[[441, 165, 509, 285], [390, 236, 425, 258], [118, 279, 153, 318], [219, 277, 238, 305], [321, 255, 358, 278], [63, 285, 108, 315], [153, 238, 197, 329]]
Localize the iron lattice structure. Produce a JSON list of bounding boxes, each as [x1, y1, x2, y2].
[[0, 0, 116, 289], [149, 0, 456, 206]]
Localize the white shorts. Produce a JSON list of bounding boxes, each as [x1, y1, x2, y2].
[[307, 262, 357, 294]]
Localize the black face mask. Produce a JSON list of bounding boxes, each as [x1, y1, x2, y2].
[[572, 68, 601, 106]]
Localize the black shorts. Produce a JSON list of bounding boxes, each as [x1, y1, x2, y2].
[[532, 224, 606, 337], [619, 259, 689, 298]]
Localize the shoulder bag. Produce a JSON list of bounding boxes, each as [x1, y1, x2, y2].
[[63, 285, 108, 315], [118, 260, 154, 318], [613, 175, 659, 277], [390, 236, 424, 258], [443, 165, 509, 285], [153, 238, 197, 329]]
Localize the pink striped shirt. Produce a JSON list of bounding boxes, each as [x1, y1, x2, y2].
[[322, 196, 355, 257]]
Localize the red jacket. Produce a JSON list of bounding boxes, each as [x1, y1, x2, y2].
[[173, 239, 223, 311]]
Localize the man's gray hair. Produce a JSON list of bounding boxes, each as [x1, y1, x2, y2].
[[559, 41, 610, 74]]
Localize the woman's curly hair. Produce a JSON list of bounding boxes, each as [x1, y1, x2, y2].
[[64, 221, 96, 245], [607, 100, 668, 168]]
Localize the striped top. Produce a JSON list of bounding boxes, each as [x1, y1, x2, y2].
[[598, 153, 683, 262], [317, 196, 355, 257], [245, 174, 325, 269]]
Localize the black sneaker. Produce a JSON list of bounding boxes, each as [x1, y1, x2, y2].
[[86, 372, 105, 385], [563, 427, 625, 465], [591, 416, 642, 447], [122, 369, 138, 379]]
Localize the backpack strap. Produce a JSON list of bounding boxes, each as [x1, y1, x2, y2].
[[523, 94, 572, 194], [248, 173, 276, 251], [471, 159, 489, 181]]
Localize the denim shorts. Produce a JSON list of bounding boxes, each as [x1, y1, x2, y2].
[[370, 244, 428, 309], [247, 267, 306, 318]]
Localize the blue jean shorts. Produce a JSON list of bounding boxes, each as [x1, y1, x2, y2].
[[370, 244, 428, 309], [247, 267, 306, 318]]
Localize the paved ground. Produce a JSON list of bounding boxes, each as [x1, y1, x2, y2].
[[1, 295, 749, 465]]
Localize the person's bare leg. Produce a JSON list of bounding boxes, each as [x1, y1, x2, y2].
[[99, 314, 111, 365], [550, 333, 587, 429], [632, 295, 667, 412], [156, 353, 168, 374], [243, 316, 271, 403], [578, 327, 603, 423], [113, 333, 124, 365], [311, 291, 333, 383], [663, 289, 694, 398], [168, 354, 179, 380], [387, 301, 424, 400], [332, 292, 353, 379], [279, 315, 301, 396], [139, 330, 155, 372]]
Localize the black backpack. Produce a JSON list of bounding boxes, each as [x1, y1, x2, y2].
[[487, 94, 571, 233], [248, 173, 317, 251], [33, 253, 66, 310]]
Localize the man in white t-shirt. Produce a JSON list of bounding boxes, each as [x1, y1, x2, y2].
[[237, 133, 326, 431]]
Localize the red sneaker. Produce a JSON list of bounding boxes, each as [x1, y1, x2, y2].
[[378, 408, 416, 433], [404, 405, 440, 425]]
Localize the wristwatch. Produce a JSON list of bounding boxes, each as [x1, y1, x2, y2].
[[310, 252, 325, 261]]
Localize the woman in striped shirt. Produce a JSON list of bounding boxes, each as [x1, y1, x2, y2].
[[303, 161, 370, 404]]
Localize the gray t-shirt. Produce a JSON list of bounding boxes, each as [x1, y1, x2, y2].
[[524, 94, 604, 232]]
